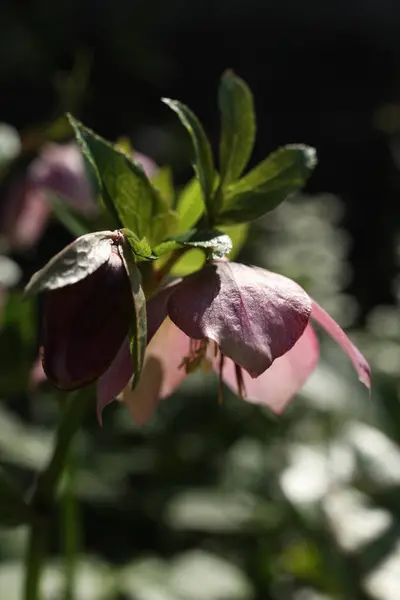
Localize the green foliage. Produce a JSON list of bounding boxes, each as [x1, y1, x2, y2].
[[120, 244, 147, 389], [68, 115, 178, 245], [218, 70, 256, 185], [154, 228, 232, 259], [215, 145, 317, 224], [162, 99, 215, 219]]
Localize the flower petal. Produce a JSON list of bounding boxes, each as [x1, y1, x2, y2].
[[167, 261, 312, 377], [218, 324, 319, 413], [122, 318, 189, 425], [96, 339, 132, 425], [30, 143, 96, 214], [1, 182, 50, 250], [146, 281, 181, 343], [311, 300, 371, 389], [42, 248, 132, 390]]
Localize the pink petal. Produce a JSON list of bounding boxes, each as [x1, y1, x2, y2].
[[167, 261, 312, 378], [218, 324, 319, 413], [2, 181, 50, 250], [134, 151, 158, 179], [96, 339, 132, 425], [147, 280, 181, 343], [310, 301, 371, 390], [29, 143, 96, 214], [122, 318, 189, 425], [29, 355, 47, 389]]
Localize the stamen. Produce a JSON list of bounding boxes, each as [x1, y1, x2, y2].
[[218, 352, 225, 404], [235, 363, 246, 399], [179, 339, 209, 374]]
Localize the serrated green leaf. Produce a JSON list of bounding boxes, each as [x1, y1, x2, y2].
[[175, 178, 204, 233], [216, 145, 317, 224], [162, 98, 215, 217], [218, 70, 256, 185], [67, 114, 177, 245], [151, 166, 175, 207], [168, 223, 248, 277], [154, 229, 232, 259], [24, 231, 115, 296], [67, 114, 121, 228], [121, 229, 156, 261], [120, 243, 147, 389]]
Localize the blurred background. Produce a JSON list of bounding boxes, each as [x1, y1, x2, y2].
[[1, 1, 400, 598]]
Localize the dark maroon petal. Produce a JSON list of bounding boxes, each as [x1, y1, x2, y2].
[[167, 261, 312, 377], [42, 247, 132, 389]]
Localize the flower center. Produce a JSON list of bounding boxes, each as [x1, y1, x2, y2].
[[179, 339, 211, 375]]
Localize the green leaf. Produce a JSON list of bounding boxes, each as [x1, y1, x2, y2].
[[218, 70, 256, 185], [151, 166, 175, 207], [168, 223, 248, 277], [175, 178, 204, 233], [154, 229, 232, 260], [162, 98, 215, 217], [170, 249, 206, 277], [216, 145, 317, 224], [67, 114, 177, 245], [220, 223, 249, 259], [121, 229, 156, 261], [120, 243, 147, 389], [24, 231, 114, 296], [48, 194, 93, 238]]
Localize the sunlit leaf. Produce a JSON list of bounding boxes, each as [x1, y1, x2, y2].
[[68, 114, 178, 244], [218, 70, 255, 185], [162, 98, 215, 217], [216, 145, 317, 224]]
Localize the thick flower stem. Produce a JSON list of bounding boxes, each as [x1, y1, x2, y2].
[[24, 391, 91, 600], [24, 520, 49, 600]]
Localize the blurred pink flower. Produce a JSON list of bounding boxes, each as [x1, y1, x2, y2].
[[97, 261, 371, 424], [1, 143, 157, 251]]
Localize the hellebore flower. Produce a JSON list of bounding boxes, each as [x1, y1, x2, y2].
[[98, 260, 371, 424], [1, 143, 157, 251], [34, 231, 134, 391]]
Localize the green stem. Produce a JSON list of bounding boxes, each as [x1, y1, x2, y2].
[[61, 460, 80, 600], [24, 521, 48, 600], [24, 391, 91, 600], [35, 392, 90, 503]]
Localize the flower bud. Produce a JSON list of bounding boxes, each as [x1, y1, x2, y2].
[[41, 245, 132, 390]]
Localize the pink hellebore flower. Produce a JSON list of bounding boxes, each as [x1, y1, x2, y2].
[[97, 260, 371, 425]]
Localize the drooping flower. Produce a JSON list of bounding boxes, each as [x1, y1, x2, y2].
[[98, 260, 371, 424], [35, 231, 134, 390]]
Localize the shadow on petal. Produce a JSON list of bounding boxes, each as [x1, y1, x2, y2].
[[123, 318, 190, 425], [218, 324, 319, 414], [97, 339, 132, 424]]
